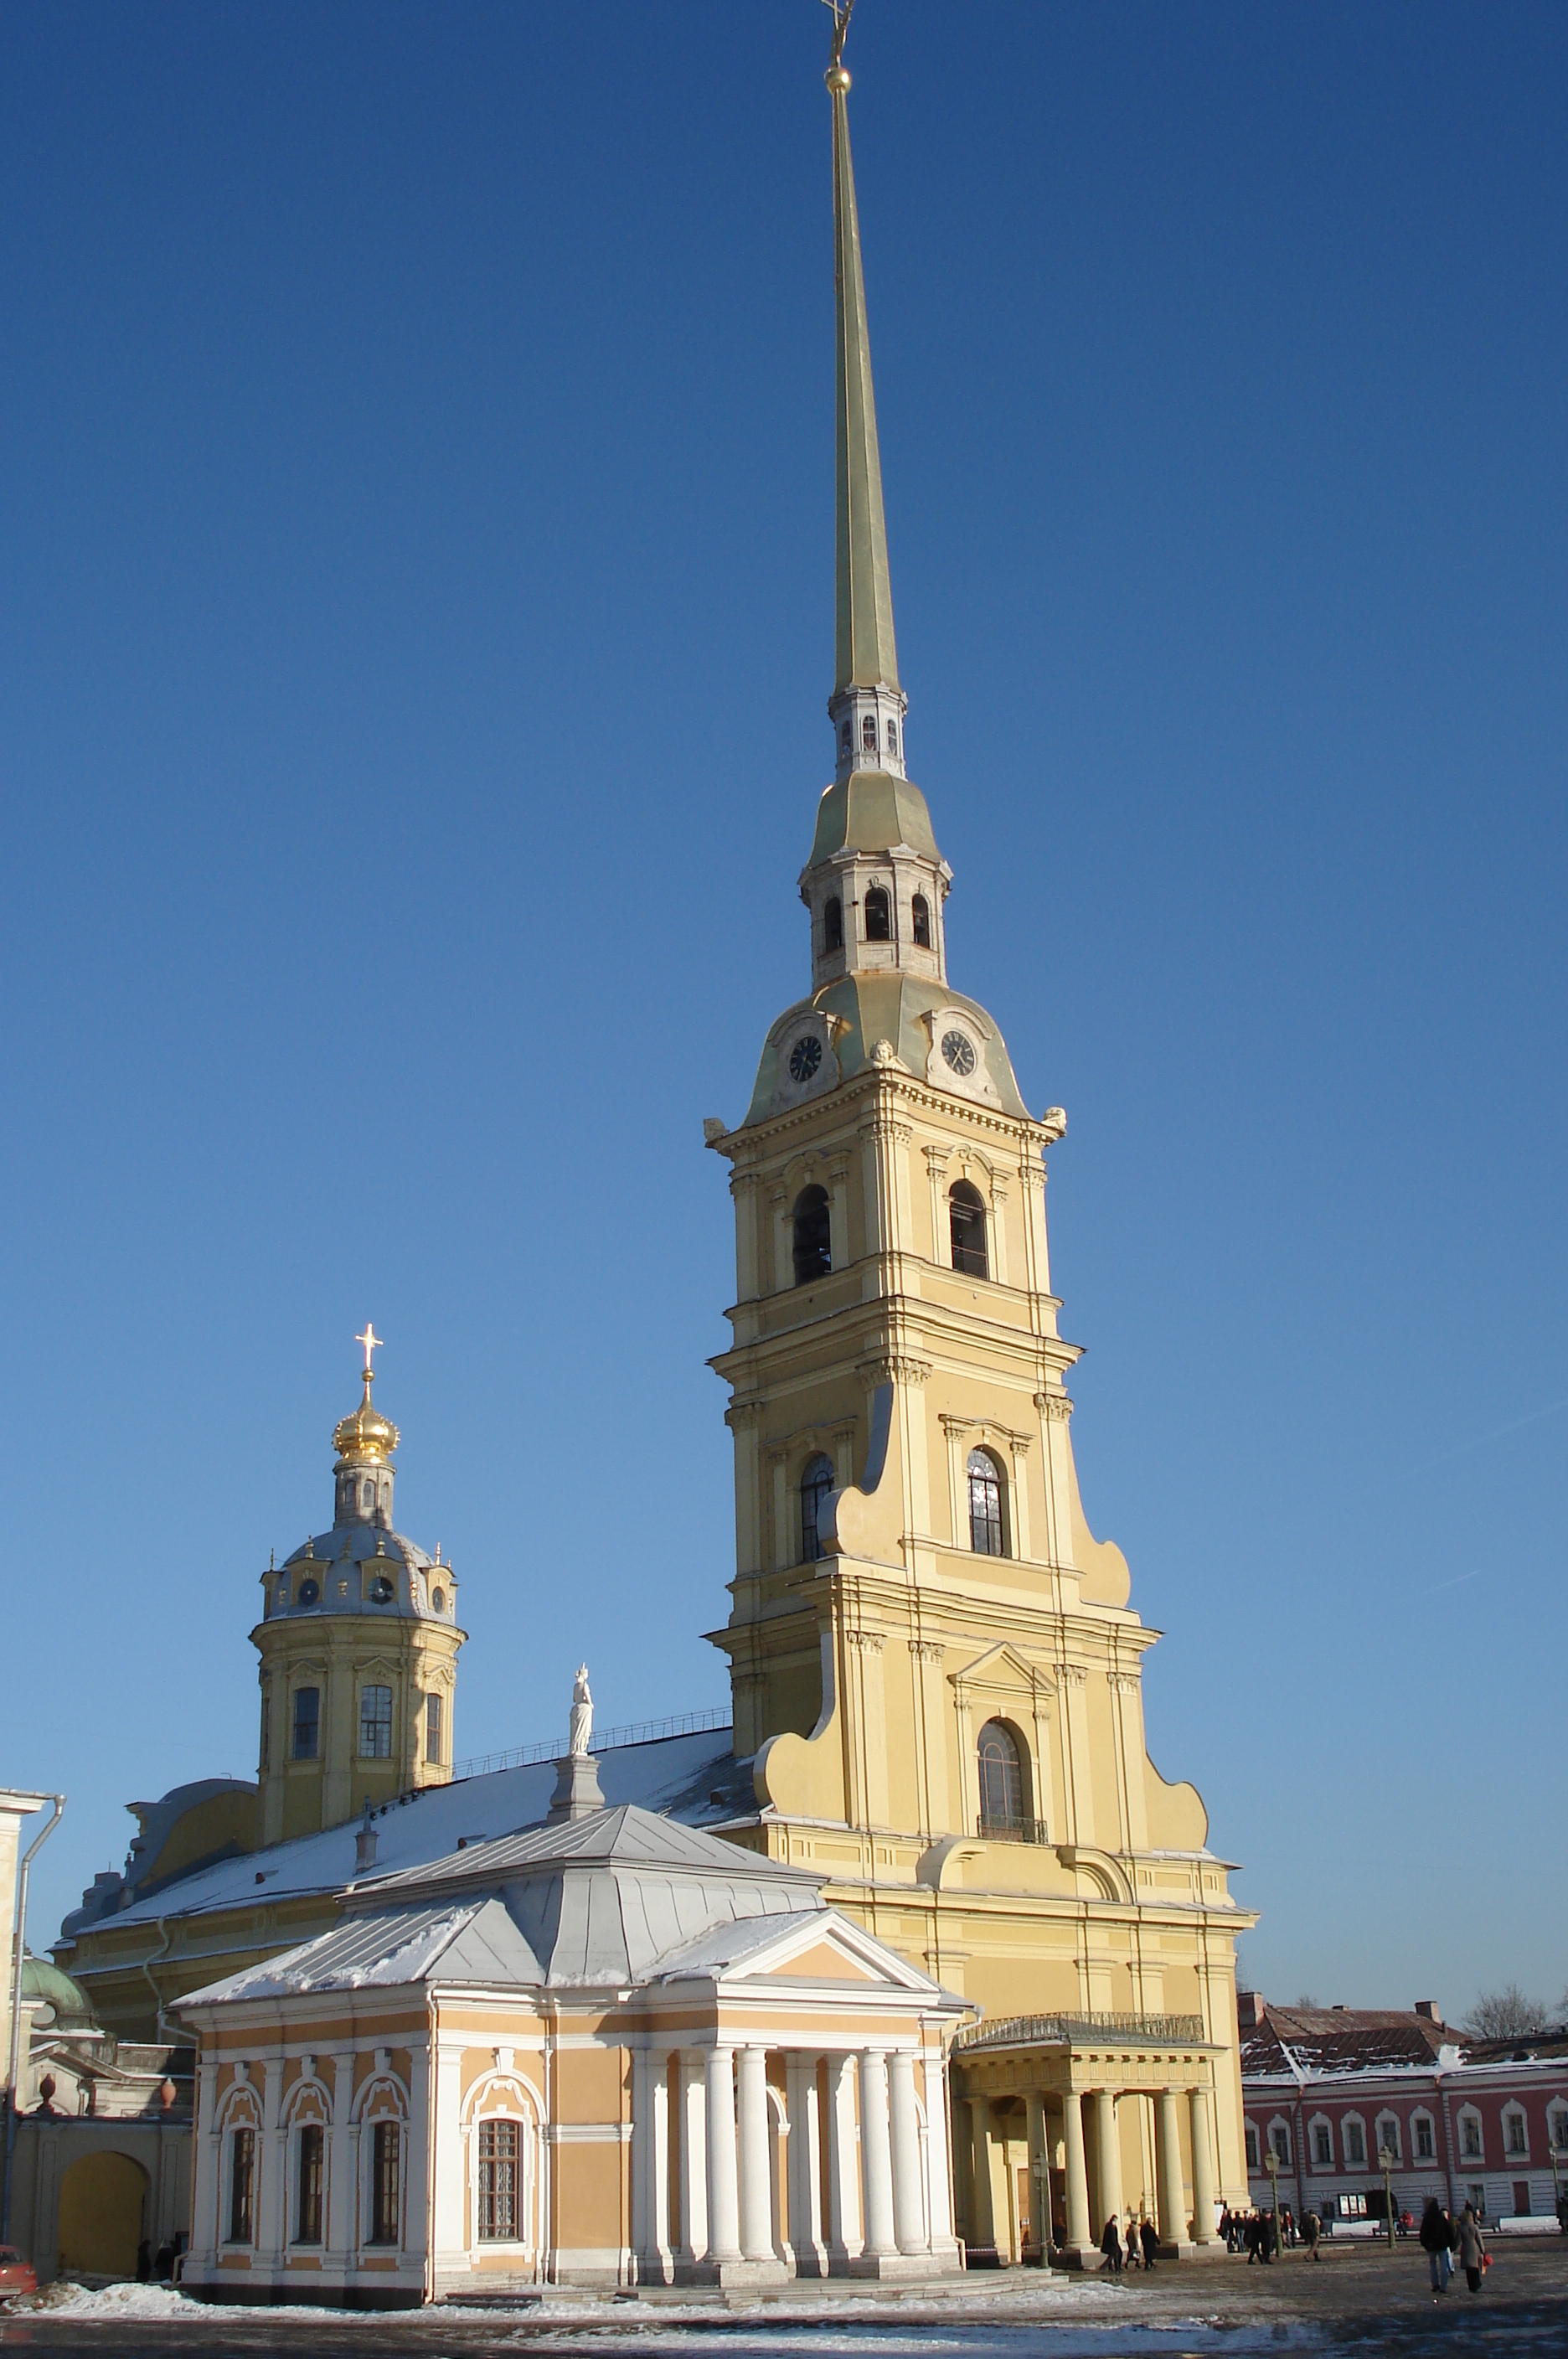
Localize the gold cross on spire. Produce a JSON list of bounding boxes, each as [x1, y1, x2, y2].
[[823, 0, 855, 70], [354, 1322, 383, 1377]]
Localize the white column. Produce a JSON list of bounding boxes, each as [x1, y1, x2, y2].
[[193, 2059, 219, 2264], [826, 2052, 861, 2262], [326, 2055, 356, 2266], [888, 2052, 926, 2255], [1189, 2088, 1216, 2244], [704, 2048, 740, 2265], [1155, 2089, 1185, 2248], [858, 2050, 896, 2259], [736, 2046, 774, 2263], [678, 2052, 708, 2262], [787, 2055, 828, 2276], [424, 2057, 462, 2274], [405, 2042, 431, 2279], [257, 2059, 284, 2265], [1092, 2089, 1122, 2239], [632, 2048, 672, 2282], [922, 2056, 955, 2249], [1063, 2092, 1091, 2253], [1025, 2093, 1047, 2256], [967, 2096, 996, 2253]]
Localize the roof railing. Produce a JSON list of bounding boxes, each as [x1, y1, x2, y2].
[[451, 1707, 731, 1783], [956, 2010, 1207, 2052]]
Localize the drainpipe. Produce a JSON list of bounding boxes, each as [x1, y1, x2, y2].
[[3, 1795, 65, 2240]]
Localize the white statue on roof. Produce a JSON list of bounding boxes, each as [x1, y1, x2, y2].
[[568, 1664, 593, 1758]]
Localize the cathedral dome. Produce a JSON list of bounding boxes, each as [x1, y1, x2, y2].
[[333, 1381, 399, 1468]]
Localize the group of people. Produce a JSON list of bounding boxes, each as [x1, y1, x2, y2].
[[1420, 2197, 1489, 2297], [1097, 2212, 1163, 2271], [1219, 2202, 1306, 2258]]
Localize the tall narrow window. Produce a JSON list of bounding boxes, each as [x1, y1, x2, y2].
[[967, 1448, 1004, 1556], [976, 1718, 1024, 1835], [1415, 2115, 1435, 2160], [292, 1686, 320, 1762], [296, 2123, 324, 2244], [230, 2127, 255, 2243], [360, 1684, 393, 1758], [911, 894, 931, 948], [839, 721, 852, 759], [1313, 2123, 1333, 2166], [477, 2118, 522, 2241], [949, 1181, 988, 1278], [370, 2121, 400, 2245], [426, 1691, 443, 1764], [886, 718, 898, 756], [824, 895, 843, 952], [259, 1687, 271, 1772], [792, 1185, 832, 1285], [864, 885, 891, 942], [800, 1453, 836, 1563], [861, 713, 877, 753]]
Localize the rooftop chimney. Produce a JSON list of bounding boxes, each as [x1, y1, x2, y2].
[[1415, 1999, 1438, 2021], [353, 1805, 379, 1876], [1236, 1990, 1265, 2031]]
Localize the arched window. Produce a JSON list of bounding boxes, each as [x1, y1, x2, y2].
[[477, 2118, 522, 2241], [976, 1718, 1024, 1835], [861, 713, 877, 753], [950, 1180, 988, 1277], [824, 895, 843, 952], [800, 1453, 835, 1562], [911, 893, 931, 947], [886, 718, 899, 756], [864, 885, 891, 942], [839, 720, 852, 759], [792, 1185, 832, 1284], [967, 1448, 1004, 1555]]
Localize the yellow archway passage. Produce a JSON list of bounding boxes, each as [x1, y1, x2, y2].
[[57, 2150, 148, 2279]]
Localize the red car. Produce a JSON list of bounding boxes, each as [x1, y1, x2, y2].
[[0, 2247, 39, 2300]]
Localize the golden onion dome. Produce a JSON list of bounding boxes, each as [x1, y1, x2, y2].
[[333, 1372, 400, 1468]]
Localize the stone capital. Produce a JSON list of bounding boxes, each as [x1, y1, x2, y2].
[[1036, 1390, 1074, 1422]]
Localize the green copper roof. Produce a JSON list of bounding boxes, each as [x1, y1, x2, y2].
[[832, 70, 899, 696], [809, 766, 940, 866]]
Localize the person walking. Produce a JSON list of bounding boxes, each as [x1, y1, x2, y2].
[[1420, 2197, 1452, 2297], [1245, 2210, 1261, 2263], [1100, 2212, 1123, 2273], [1303, 2207, 1322, 2259], [1140, 2213, 1159, 2271], [1125, 2216, 1141, 2270], [1455, 2202, 1488, 2293]]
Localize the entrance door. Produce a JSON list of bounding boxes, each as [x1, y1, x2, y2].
[[1514, 2181, 1530, 2217], [58, 2152, 148, 2278]]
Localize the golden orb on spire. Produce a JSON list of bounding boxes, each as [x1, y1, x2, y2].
[[333, 1333, 400, 1468]]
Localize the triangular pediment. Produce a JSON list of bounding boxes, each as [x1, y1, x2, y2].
[[718, 1907, 939, 1995], [949, 1640, 1051, 1698]]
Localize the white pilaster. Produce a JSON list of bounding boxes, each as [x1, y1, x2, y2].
[[887, 2052, 926, 2254], [678, 2052, 708, 2263], [632, 2047, 673, 2283], [430, 2044, 463, 2279], [858, 2050, 896, 2260], [826, 2052, 861, 2263], [704, 2048, 740, 2265], [1063, 2091, 1091, 2254], [736, 2046, 774, 2263], [1189, 2087, 1216, 2243], [787, 2055, 828, 2275]]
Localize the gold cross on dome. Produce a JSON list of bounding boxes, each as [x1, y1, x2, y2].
[[355, 1322, 383, 1375]]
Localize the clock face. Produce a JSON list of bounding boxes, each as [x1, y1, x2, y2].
[[297, 1578, 320, 1608], [941, 1030, 977, 1077], [788, 1034, 823, 1084]]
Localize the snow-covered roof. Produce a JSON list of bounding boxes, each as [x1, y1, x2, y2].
[[186, 1897, 545, 2005], [78, 1728, 739, 1938]]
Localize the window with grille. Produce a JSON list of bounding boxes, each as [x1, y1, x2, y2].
[[864, 884, 891, 941], [886, 718, 898, 756], [360, 1685, 393, 1758], [911, 894, 931, 947], [792, 1185, 832, 1285], [1376, 2119, 1400, 2163], [976, 1718, 1024, 1835], [967, 1448, 1004, 1556], [426, 1692, 442, 1764], [949, 1181, 988, 1278], [229, 2128, 255, 2243], [1344, 2119, 1366, 2165], [861, 714, 877, 752], [292, 1687, 319, 1761], [370, 2122, 400, 2245], [800, 1454, 835, 1564], [1415, 2115, 1435, 2160], [477, 2118, 522, 2241], [1270, 2124, 1292, 2166], [296, 2124, 323, 2244], [1550, 2110, 1568, 2155], [1313, 2123, 1333, 2166], [1507, 2113, 1528, 2155], [1462, 2115, 1482, 2159]]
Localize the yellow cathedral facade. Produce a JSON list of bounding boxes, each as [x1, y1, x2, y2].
[[34, 23, 1252, 2299]]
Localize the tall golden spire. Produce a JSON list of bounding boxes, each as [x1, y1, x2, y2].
[[827, 13, 900, 702]]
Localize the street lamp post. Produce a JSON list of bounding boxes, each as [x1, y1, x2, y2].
[[1379, 2146, 1396, 2248], [1550, 2140, 1563, 2228], [1265, 2151, 1281, 2257]]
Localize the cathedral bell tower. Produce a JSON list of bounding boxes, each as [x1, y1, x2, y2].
[[252, 1331, 466, 1846], [702, 23, 1251, 2232]]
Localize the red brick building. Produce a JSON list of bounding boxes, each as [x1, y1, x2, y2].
[[1239, 1994, 1568, 2231]]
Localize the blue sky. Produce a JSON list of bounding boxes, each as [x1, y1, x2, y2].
[[3, 2, 1563, 2016]]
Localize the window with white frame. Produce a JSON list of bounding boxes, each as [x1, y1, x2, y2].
[[477, 2118, 523, 2241], [1413, 2112, 1436, 2161], [1375, 2114, 1402, 2165], [1504, 2108, 1528, 2157], [1549, 2104, 1568, 2157], [1459, 2109, 1483, 2160], [1268, 2119, 1292, 2167], [1311, 2119, 1333, 2169], [1245, 2122, 1261, 2170], [1344, 2116, 1366, 2166]]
